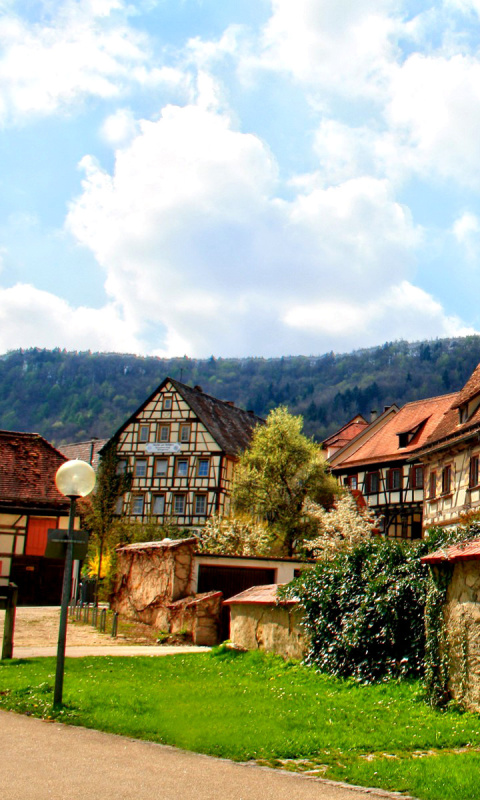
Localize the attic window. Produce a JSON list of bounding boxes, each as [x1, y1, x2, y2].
[[398, 432, 410, 448], [459, 406, 468, 424]]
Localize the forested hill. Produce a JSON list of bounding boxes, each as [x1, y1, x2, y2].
[[2, 337, 480, 447]]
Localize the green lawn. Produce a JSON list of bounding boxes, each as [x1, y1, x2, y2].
[[1, 647, 480, 800]]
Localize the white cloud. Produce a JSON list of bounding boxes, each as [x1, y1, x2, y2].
[[284, 281, 476, 345], [0, 0, 173, 124], [387, 53, 480, 187], [61, 102, 454, 357], [256, 0, 401, 100], [0, 283, 141, 353]]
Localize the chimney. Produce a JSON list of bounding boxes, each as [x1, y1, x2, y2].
[[370, 409, 378, 422], [194, 385, 203, 393], [226, 401, 235, 407]]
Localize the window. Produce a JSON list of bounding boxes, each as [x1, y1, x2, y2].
[[163, 397, 172, 410], [116, 459, 127, 475], [388, 468, 402, 490], [180, 424, 191, 443], [153, 495, 165, 515], [155, 458, 168, 477], [411, 465, 424, 489], [442, 465, 452, 495], [428, 470, 437, 499], [158, 424, 170, 442], [132, 495, 144, 515], [197, 458, 210, 477], [115, 496, 124, 515], [470, 455, 479, 488], [365, 472, 379, 494], [139, 425, 149, 443], [176, 458, 189, 477], [135, 459, 147, 477], [173, 495, 186, 515], [345, 475, 358, 490], [194, 495, 207, 515]]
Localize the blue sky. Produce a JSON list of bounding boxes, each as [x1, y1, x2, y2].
[[2, 0, 480, 358]]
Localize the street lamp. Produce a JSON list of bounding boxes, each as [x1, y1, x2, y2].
[[54, 459, 96, 708]]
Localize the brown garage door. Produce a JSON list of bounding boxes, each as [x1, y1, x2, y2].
[[197, 565, 276, 641]]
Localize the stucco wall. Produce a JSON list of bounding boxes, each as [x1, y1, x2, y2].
[[229, 603, 306, 660]]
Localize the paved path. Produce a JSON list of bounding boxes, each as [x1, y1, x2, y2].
[[0, 711, 411, 800]]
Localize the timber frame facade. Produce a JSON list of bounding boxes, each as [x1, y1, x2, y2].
[[415, 363, 480, 529], [106, 378, 263, 528], [328, 394, 456, 539]]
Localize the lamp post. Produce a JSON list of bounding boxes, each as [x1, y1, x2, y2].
[[54, 459, 96, 708]]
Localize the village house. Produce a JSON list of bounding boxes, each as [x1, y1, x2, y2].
[[328, 394, 455, 539], [0, 430, 81, 604], [104, 377, 264, 528], [414, 363, 480, 529]]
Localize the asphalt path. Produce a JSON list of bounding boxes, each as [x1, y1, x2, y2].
[[0, 711, 413, 800]]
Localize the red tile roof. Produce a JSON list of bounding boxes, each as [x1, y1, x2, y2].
[[223, 584, 297, 605], [333, 393, 456, 468], [451, 362, 480, 409], [421, 539, 480, 564], [0, 430, 69, 510], [323, 415, 369, 450], [417, 362, 480, 454], [60, 439, 108, 470]]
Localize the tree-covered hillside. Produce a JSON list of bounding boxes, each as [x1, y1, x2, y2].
[[2, 337, 480, 446]]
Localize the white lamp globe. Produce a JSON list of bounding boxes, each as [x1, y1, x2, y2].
[[55, 459, 96, 498]]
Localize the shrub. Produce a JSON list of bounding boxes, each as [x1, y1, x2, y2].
[[289, 537, 430, 682]]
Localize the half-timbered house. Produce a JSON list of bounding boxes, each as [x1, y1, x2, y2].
[[0, 430, 79, 604], [328, 394, 455, 539], [106, 378, 264, 527], [415, 363, 480, 529]]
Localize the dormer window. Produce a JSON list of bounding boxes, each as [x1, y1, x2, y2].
[[459, 406, 468, 424], [398, 432, 410, 448]]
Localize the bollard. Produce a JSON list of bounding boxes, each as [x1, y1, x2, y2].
[[92, 606, 98, 628], [1, 584, 18, 660], [99, 607, 106, 633], [111, 612, 119, 638]]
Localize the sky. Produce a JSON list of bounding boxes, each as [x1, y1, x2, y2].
[[2, 0, 480, 359]]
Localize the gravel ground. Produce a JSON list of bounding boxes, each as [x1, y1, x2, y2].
[[0, 606, 159, 648]]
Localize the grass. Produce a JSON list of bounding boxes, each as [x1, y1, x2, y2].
[[1, 647, 480, 800]]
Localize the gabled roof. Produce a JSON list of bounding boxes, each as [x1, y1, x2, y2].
[[0, 430, 69, 511], [322, 414, 369, 450], [60, 439, 108, 471], [106, 377, 264, 457], [451, 363, 480, 409], [417, 362, 480, 455], [331, 394, 456, 469]]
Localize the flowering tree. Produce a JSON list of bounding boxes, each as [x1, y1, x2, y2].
[[305, 493, 379, 560], [196, 514, 271, 556]]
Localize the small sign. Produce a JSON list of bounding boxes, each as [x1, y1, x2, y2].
[[44, 530, 89, 560], [146, 443, 182, 454]]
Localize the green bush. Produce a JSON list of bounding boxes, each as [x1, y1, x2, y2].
[[290, 537, 431, 682]]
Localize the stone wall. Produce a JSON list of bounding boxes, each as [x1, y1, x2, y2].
[[442, 560, 480, 711], [229, 602, 306, 660], [111, 537, 222, 645]]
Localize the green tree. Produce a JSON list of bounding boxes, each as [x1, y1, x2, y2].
[[82, 443, 131, 603], [233, 407, 339, 556]]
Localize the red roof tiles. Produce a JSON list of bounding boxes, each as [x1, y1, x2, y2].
[[421, 539, 480, 564], [0, 430, 69, 510], [333, 394, 456, 467], [323, 415, 369, 450]]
